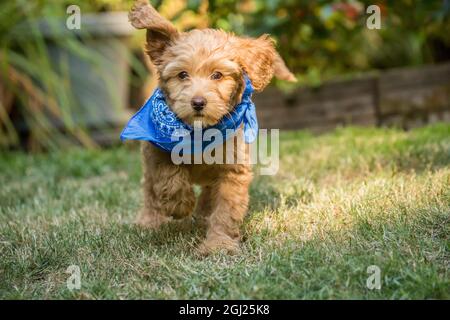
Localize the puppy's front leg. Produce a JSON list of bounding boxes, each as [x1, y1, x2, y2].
[[193, 186, 214, 228], [198, 169, 252, 254], [136, 143, 195, 229]]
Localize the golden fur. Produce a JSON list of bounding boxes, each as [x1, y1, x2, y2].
[[129, 0, 296, 255]]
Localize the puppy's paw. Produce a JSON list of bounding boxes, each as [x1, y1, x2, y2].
[[135, 212, 172, 229], [196, 235, 240, 256]]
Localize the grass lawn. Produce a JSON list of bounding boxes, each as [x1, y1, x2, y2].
[[0, 124, 449, 299]]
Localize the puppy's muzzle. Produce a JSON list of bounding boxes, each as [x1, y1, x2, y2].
[[191, 96, 207, 112]]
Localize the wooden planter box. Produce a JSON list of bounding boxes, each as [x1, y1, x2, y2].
[[254, 62, 450, 132]]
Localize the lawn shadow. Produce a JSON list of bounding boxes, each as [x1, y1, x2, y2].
[[357, 125, 449, 174], [248, 174, 313, 217], [248, 176, 282, 213], [121, 218, 206, 252]]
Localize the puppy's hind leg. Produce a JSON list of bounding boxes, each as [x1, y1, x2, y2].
[[136, 143, 195, 229]]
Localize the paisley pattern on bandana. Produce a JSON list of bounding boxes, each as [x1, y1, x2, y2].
[[151, 90, 190, 138], [120, 75, 258, 154]]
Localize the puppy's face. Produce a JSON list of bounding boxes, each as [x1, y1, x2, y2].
[[129, 1, 296, 127], [160, 31, 244, 127]]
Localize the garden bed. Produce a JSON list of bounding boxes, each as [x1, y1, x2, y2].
[[256, 63, 450, 132]]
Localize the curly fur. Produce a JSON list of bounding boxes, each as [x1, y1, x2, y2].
[[129, 0, 296, 255]]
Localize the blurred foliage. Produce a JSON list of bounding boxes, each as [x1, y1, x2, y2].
[[203, 0, 450, 87], [1, 1, 96, 151], [0, 0, 449, 151], [88, 0, 450, 86], [0, 0, 143, 151]]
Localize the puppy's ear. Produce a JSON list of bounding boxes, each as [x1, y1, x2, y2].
[[232, 35, 296, 91], [129, 0, 178, 65], [273, 52, 297, 83]]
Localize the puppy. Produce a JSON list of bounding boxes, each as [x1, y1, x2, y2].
[[129, 0, 296, 255]]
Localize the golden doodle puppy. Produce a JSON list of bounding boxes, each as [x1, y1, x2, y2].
[[127, 0, 296, 255]]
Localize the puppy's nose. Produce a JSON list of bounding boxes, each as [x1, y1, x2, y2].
[[191, 96, 206, 111]]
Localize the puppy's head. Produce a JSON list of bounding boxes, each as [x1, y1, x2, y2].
[[130, 0, 296, 127]]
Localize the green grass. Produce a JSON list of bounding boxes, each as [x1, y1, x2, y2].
[[0, 124, 449, 299]]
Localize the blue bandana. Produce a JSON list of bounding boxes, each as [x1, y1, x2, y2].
[[120, 76, 258, 154]]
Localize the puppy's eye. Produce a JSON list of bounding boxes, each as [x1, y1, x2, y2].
[[211, 72, 223, 80], [178, 71, 189, 80]]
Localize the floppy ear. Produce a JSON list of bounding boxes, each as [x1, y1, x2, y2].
[[273, 52, 297, 83], [232, 35, 296, 91], [129, 0, 179, 66]]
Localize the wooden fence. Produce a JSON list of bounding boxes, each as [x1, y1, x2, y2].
[[254, 62, 450, 132]]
